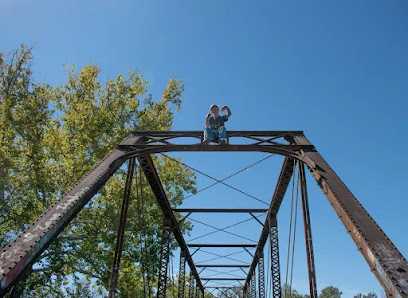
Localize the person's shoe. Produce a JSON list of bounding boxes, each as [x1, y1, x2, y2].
[[219, 138, 227, 145]]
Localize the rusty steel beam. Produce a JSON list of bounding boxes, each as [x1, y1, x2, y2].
[[178, 250, 187, 298], [2, 130, 406, 297], [108, 158, 136, 297], [298, 161, 318, 298], [269, 216, 281, 297], [243, 157, 295, 291], [137, 154, 204, 291], [188, 272, 195, 298], [258, 252, 265, 298], [293, 134, 408, 297], [196, 265, 250, 268], [251, 273, 256, 298], [173, 208, 268, 213], [157, 220, 172, 298], [188, 244, 257, 248], [131, 130, 303, 137], [201, 278, 246, 281], [119, 144, 313, 156], [0, 135, 143, 296]]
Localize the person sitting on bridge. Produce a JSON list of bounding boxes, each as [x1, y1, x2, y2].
[[203, 104, 231, 145]]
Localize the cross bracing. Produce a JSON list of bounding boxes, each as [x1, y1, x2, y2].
[[0, 131, 407, 297]]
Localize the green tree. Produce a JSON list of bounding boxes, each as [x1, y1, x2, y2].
[[282, 283, 308, 298], [319, 286, 342, 298], [354, 293, 378, 298], [1, 45, 196, 297]]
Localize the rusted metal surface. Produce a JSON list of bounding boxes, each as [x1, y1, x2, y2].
[[269, 216, 281, 298], [298, 162, 318, 298], [258, 251, 265, 298], [137, 154, 204, 291], [108, 158, 136, 296], [293, 134, 408, 297], [131, 130, 303, 138], [196, 264, 250, 268], [178, 250, 187, 298], [157, 220, 171, 298], [108, 158, 136, 298], [188, 244, 257, 248], [251, 273, 256, 298], [173, 208, 268, 213], [188, 272, 195, 298], [0, 135, 142, 296], [120, 143, 312, 152], [244, 157, 295, 291], [1, 130, 406, 297]]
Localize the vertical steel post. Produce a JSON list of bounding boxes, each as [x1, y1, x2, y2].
[[157, 219, 172, 298], [178, 250, 187, 298], [251, 272, 256, 298], [188, 272, 195, 298], [243, 286, 248, 298], [195, 284, 200, 298], [258, 252, 265, 298], [269, 215, 281, 298], [108, 158, 136, 297], [298, 162, 318, 298]]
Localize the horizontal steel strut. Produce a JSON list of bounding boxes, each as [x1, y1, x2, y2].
[[196, 265, 250, 268], [187, 244, 257, 248], [173, 208, 268, 213], [0, 130, 406, 297]]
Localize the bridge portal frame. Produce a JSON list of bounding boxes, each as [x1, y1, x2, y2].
[[0, 131, 407, 297]]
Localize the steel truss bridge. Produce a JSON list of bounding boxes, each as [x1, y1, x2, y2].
[[0, 131, 407, 297]]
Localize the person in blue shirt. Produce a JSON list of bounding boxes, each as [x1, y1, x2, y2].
[[203, 104, 232, 144]]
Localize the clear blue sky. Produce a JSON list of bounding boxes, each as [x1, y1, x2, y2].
[[2, 1, 408, 296]]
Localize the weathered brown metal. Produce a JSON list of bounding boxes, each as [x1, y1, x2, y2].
[[137, 154, 205, 291], [157, 219, 172, 298], [269, 215, 281, 298], [1, 130, 407, 297], [108, 158, 136, 297], [258, 251, 265, 298], [130, 130, 303, 138], [196, 265, 250, 268], [298, 161, 318, 298], [173, 208, 268, 213], [178, 250, 187, 298], [188, 272, 195, 298], [201, 278, 246, 281], [187, 244, 257, 248], [293, 134, 408, 297], [243, 157, 295, 292], [0, 135, 143, 296]]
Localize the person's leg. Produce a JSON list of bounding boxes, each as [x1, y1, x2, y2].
[[218, 126, 227, 144], [204, 128, 216, 143]]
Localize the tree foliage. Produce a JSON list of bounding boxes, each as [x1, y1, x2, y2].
[[354, 293, 378, 298], [319, 286, 342, 298], [0, 45, 196, 297], [282, 283, 309, 298]]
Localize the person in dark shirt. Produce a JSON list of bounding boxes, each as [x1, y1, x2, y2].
[[203, 104, 232, 144]]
